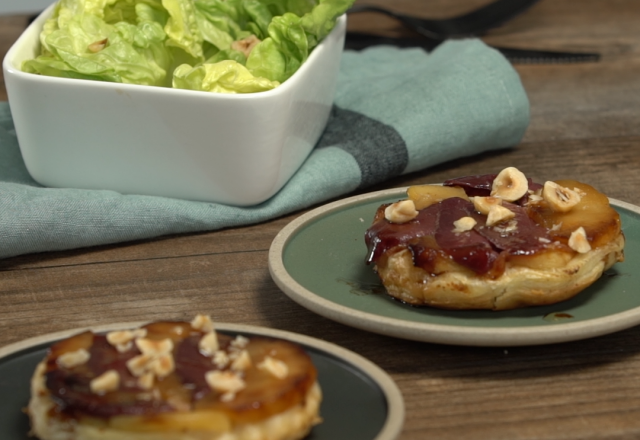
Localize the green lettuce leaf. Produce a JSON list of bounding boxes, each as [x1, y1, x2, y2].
[[23, 0, 353, 93], [173, 59, 279, 93], [245, 0, 352, 83], [162, 0, 203, 60], [24, 2, 172, 86]]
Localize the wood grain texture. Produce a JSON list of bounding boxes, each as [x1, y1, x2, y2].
[[2, 1, 640, 439]]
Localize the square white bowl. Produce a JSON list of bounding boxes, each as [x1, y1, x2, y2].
[[3, 6, 346, 206]]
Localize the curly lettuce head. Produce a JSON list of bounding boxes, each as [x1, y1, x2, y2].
[[22, 0, 353, 93]]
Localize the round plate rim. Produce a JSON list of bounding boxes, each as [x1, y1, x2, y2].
[[0, 321, 405, 440], [269, 187, 640, 347]]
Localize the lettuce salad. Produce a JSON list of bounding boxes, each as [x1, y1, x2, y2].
[[22, 0, 353, 93]]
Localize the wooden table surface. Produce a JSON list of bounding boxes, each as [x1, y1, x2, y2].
[[2, 1, 640, 439]]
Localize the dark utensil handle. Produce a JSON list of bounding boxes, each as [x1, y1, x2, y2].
[[344, 32, 601, 64]]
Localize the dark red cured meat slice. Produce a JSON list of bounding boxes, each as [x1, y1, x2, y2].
[[365, 195, 553, 275], [443, 174, 544, 204], [443, 174, 497, 197], [365, 202, 439, 264], [46, 335, 174, 417], [473, 202, 550, 255], [433, 197, 500, 274], [366, 197, 501, 274], [45, 333, 238, 417], [173, 333, 233, 400]]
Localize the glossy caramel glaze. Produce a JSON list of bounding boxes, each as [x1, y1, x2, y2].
[[366, 175, 622, 278], [44, 321, 317, 425]]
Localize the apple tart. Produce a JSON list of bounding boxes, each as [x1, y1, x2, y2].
[[28, 316, 321, 440], [365, 167, 625, 310]]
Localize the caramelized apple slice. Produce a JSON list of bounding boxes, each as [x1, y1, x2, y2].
[[507, 245, 574, 270], [193, 337, 317, 424], [48, 330, 94, 360], [407, 184, 469, 210], [528, 180, 621, 248], [108, 410, 231, 433]]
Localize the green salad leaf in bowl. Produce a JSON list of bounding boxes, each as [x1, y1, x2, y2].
[[22, 0, 354, 93]]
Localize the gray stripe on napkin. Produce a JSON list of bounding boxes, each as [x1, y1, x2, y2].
[[317, 106, 408, 188]]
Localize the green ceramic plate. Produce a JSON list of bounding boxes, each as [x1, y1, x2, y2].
[[269, 188, 640, 346], [0, 322, 404, 440]]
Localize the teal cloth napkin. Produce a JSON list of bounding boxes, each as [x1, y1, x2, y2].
[[0, 39, 529, 259]]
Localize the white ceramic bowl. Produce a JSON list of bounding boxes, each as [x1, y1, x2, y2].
[[3, 6, 346, 206]]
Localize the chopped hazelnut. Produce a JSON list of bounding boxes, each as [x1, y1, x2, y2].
[[135, 338, 173, 356], [230, 350, 252, 371], [205, 370, 246, 395], [137, 372, 155, 390], [199, 332, 219, 357], [212, 350, 230, 369], [453, 216, 476, 233], [151, 353, 175, 378], [220, 392, 237, 402], [230, 335, 249, 350], [88, 38, 108, 53], [107, 328, 147, 353], [486, 204, 516, 226], [491, 167, 529, 201], [258, 356, 289, 379], [114, 342, 133, 353], [230, 35, 261, 58], [90, 370, 120, 394], [528, 194, 543, 203], [543, 181, 582, 212], [126, 354, 155, 377], [472, 196, 502, 215], [568, 227, 591, 253], [384, 200, 418, 224], [191, 314, 215, 333], [107, 329, 147, 346], [57, 348, 90, 369]]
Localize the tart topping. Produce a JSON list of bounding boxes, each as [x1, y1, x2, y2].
[[384, 199, 418, 224], [486, 204, 516, 226], [137, 372, 155, 390], [407, 184, 469, 209], [136, 338, 173, 357], [258, 356, 289, 379], [127, 338, 175, 379], [568, 227, 592, 253], [542, 181, 582, 212], [90, 370, 120, 394], [212, 350, 230, 369], [365, 167, 617, 276], [57, 348, 90, 369], [43, 316, 319, 421], [199, 332, 219, 356], [106, 328, 147, 353], [491, 167, 529, 201], [126, 353, 155, 377], [205, 370, 246, 401], [230, 350, 252, 371], [230, 335, 249, 350], [151, 353, 175, 378], [191, 314, 215, 333], [453, 216, 477, 233], [472, 196, 502, 215]]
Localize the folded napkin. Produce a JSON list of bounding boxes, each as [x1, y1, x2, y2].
[[0, 39, 529, 259]]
